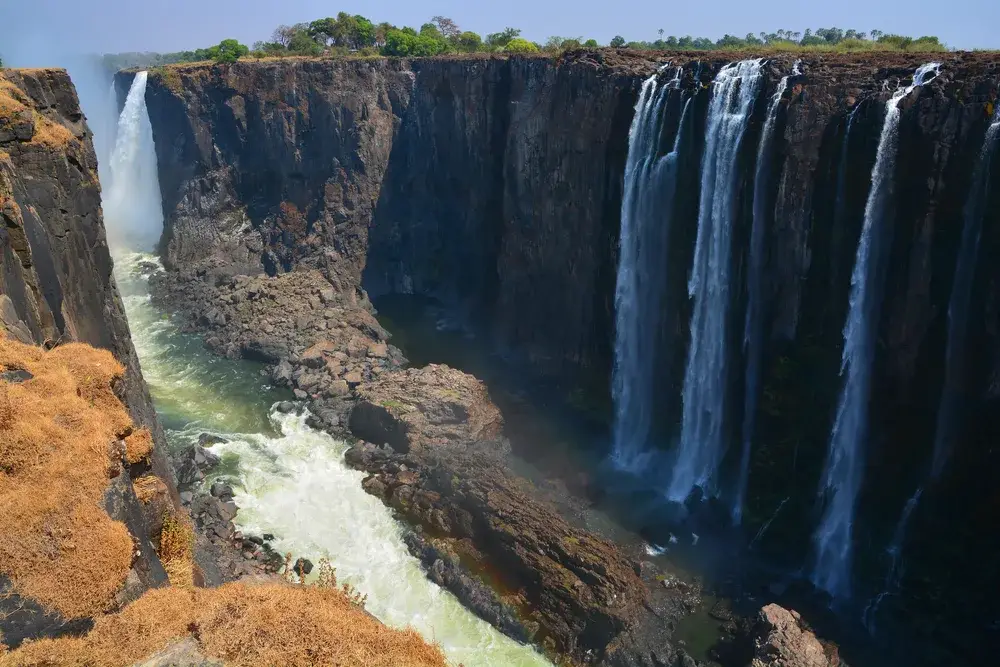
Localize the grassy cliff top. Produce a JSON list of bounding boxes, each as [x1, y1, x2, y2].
[[0, 70, 80, 150]]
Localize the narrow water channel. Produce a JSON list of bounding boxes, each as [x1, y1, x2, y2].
[[114, 252, 552, 667]]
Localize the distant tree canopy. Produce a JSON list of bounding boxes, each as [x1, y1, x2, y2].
[[619, 26, 947, 52], [99, 19, 950, 73]]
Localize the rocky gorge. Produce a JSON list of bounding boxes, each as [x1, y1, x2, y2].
[[2, 48, 986, 667], [114, 48, 1000, 667]]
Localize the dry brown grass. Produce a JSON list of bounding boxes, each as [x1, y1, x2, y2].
[[0, 74, 76, 148], [131, 474, 166, 504], [2, 582, 449, 667], [28, 111, 75, 149], [0, 339, 135, 619], [0, 77, 28, 120], [159, 511, 194, 589], [123, 427, 153, 465]]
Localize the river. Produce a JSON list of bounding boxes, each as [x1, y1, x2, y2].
[[113, 251, 552, 667]]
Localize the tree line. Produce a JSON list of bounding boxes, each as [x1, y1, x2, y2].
[[100, 17, 950, 70], [614, 27, 946, 52]]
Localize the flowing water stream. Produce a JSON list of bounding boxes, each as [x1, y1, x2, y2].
[[107, 72, 551, 667]]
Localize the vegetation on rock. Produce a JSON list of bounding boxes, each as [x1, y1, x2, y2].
[[1, 582, 447, 667], [0, 339, 135, 619]]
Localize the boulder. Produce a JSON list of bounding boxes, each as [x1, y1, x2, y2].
[[752, 604, 839, 667], [198, 433, 227, 447], [210, 482, 234, 501], [348, 364, 503, 454], [293, 557, 314, 577]]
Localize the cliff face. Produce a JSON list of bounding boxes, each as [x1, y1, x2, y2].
[[0, 69, 172, 646], [133, 52, 1000, 665]]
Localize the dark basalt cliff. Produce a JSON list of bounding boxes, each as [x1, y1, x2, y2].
[[0, 69, 174, 646], [127, 51, 1000, 666]]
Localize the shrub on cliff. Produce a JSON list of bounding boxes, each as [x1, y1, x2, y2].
[[504, 38, 540, 54], [213, 38, 250, 63]]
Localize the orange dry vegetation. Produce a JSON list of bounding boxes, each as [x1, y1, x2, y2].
[[124, 427, 153, 464], [0, 77, 28, 119], [3, 582, 449, 667], [0, 338, 135, 619], [158, 511, 195, 589], [28, 111, 76, 149]]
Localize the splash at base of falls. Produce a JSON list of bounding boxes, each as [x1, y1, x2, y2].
[[114, 253, 551, 667]]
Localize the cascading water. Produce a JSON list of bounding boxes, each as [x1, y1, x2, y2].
[[113, 258, 552, 667], [734, 61, 798, 523], [104, 71, 164, 251], [101, 71, 551, 667], [611, 67, 689, 469], [864, 99, 1000, 629], [931, 105, 1000, 478], [811, 63, 941, 598], [667, 59, 764, 502]]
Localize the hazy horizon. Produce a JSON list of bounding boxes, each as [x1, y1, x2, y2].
[[3, 0, 998, 67]]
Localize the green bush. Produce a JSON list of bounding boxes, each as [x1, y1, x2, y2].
[[504, 38, 539, 54], [213, 39, 249, 64]]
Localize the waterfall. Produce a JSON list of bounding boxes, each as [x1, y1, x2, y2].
[[611, 68, 689, 469], [931, 105, 1000, 478], [734, 61, 798, 523], [811, 63, 941, 598], [104, 71, 163, 252], [864, 100, 1000, 629], [667, 59, 764, 501]]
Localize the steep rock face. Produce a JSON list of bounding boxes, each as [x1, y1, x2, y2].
[[0, 69, 174, 491], [135, 52, 1000, 665], [126, 59, 413, 280], [367, 56, 636, 376], [0, 69, 171, 647]]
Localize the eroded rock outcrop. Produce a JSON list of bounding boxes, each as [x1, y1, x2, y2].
[[344, 364, 690, 663], [751, 604, 839, 667]]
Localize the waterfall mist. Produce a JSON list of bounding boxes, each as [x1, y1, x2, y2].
[[811, 63, 941, 599], [667, 59, 763, 502], [104, 71, 164, 252]]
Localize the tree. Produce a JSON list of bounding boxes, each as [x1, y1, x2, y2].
[[485, 27, 521, 51], [375, 23, 393, 48], [584, 39, 599, 47], [353, 16, 377, 49], [455, 31, 483, 53], [504, 38, 539, 54], [431, 16, 461, 39], [272, 25, 296, 47], [289, 30, 323, 55], [308, 17, 338, 45], [610, 35, 626, 48], [213, 39, 249, 64]]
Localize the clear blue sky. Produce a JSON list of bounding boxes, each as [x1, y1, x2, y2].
[[4, 0, 998, 65]]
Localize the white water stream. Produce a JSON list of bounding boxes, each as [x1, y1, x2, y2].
[[106, 73, 551, 667]]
